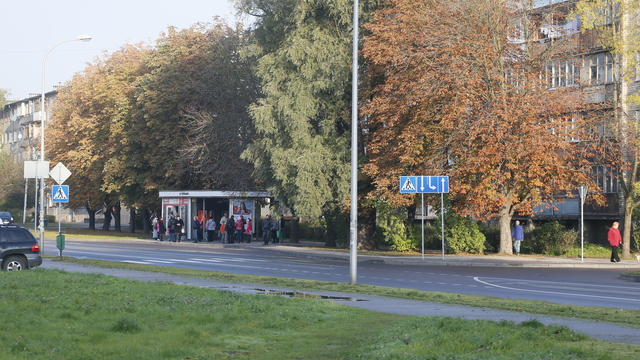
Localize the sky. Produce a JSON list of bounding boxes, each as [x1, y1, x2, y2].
[[1, 0, 242, 101]]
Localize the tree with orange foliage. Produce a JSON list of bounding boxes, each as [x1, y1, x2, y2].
[[362, 0, 598, 253], [49, 43, 151, 229]]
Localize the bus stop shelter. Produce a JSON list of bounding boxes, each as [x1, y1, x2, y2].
[[158, 190, 270, 241]]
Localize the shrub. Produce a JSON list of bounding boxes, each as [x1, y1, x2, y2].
[[479, 224, 500, 253], [375, 202, 421, 252], [378, 213, 419, 252], [563, 243, 610, 258], [528, 221, 577, 256], [437, 214, 486, 254], [298, 221, 325, 241], [633, 223, 640, 252]]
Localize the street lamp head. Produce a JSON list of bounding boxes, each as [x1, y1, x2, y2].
[[77, 34, 92, 42]]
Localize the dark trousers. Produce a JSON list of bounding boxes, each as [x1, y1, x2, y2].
[[611, 245, 621, 262], [263, 229, 270, 244]]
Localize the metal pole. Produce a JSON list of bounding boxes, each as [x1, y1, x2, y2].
[[421, 193, 424, 260], [441, 192, 445, 260], [58, 203, 62, 235], [40, 35, 91, 254], [23, 179, 28, 224], [581, 195, 584, 262], [34, 179, 38, 235], [579, 186, 587, 263], [349, 0, 359, 285]]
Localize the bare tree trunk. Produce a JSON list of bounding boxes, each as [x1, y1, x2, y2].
[[142, 209, 152, 234], [290, 217, 299, 243], [114, 202, 121, 232], [499, 214, 513, 255], [358, 205, 377, 250], [102, 206, 112, 231], [324, 212, 338, 248], [86, 205, 96, 230], [130, 208, 137, 233]]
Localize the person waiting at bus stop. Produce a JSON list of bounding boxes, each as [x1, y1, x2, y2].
[[192, 216, 201, 243], [235, 216, 245, 243], [262, 215, 272, 245]]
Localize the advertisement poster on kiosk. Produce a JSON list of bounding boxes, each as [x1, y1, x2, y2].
[[232, 200, 253, 217]]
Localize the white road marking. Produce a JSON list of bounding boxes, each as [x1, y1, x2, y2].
[[473, 277, 640, 302]]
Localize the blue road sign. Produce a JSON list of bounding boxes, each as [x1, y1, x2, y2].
[[52, 185, 69, 203], [400, 176, 418, 193], [400, 176, 449, 193], [418, 176, 449, 193]]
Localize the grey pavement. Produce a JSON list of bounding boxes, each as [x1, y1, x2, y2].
[[40, 238, 640, 345], [70, 237, 640, 270]]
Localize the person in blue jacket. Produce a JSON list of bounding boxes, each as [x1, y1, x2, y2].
[[511, 220, 524, 255]]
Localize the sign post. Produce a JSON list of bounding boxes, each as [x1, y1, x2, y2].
[[50, 163, 71, 257], [24, 161, 49, 249], [400, 176, 449, 259], [578, 186, 588, 263]]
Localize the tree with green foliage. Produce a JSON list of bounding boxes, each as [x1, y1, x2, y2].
[[0, 149, 24, 214], [51, 19, 261, 229], [50, 43, 151, 230], [237, 0, 383, 247], [0, 89, 10, 108], [133, 20, 262, 193]]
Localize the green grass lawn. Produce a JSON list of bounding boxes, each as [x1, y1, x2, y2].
[[26, 226, 151, 241], [1, 269, 638, 359], [58, 257, 640, 330]]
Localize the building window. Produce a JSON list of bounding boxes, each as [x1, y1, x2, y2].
[[544, 60, 579, 88], [564, 117, 580, 142], [587, 52, 613, 84], [593, 165, 618, 193]]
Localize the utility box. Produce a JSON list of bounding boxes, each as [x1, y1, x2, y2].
[[56, 234, 65, 251]]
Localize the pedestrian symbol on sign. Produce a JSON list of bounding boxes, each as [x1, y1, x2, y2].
[[400, 176, 417, 193], [52, 185, 69, 203], [54, 187, 67, 200]]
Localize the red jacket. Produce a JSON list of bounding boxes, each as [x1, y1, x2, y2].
[[608, 227, 622, 246], [235, 219, 244, 230]]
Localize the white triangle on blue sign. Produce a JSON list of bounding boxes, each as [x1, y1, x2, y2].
[[401, 178, 416, 191]]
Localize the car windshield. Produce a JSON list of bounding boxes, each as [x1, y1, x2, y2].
[[0, 212, 10, 217]]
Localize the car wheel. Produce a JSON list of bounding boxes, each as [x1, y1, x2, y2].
[[3, 256, 27, 271]]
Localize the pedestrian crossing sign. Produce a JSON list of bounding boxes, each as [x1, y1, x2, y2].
[[400, 176, 417, 193], [52, 185, 69, 203]]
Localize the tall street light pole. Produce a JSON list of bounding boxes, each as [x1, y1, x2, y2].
[[350, 0, 359, 285], [40, 35, 92, 253]]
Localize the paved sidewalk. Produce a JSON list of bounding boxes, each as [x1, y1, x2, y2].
[[40, 237, 640, 344]]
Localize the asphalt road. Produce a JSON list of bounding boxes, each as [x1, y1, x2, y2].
[[44, 239, 640, 310]]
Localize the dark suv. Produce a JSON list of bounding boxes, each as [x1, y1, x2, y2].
[[0, 225, 42, 271]]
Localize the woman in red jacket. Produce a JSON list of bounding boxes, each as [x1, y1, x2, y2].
[[608, 221, 622, 263], [245, 218, 253, 243]]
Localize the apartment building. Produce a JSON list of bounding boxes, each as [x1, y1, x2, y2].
[[0, 91, 125, 224], [0, 91, 56, 163], [521, 0, 638, 243]]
